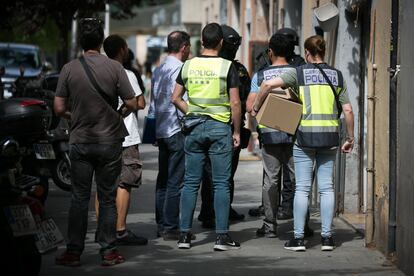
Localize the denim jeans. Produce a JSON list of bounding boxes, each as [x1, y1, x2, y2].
[[261, 144, 295, 226], [67, 143, 122, 255], [199, 145, 241, 220], [293, 145, 336, 238], [180, 120, 232, 234], [155, 132, 185, 233]]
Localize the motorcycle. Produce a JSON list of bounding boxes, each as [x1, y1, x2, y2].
[[0, 137, 63, 276], [0, 97, 52, 201], [11, 74, 72, 192]]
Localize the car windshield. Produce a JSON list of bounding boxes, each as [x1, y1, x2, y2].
[[0, 46, 41, 69]]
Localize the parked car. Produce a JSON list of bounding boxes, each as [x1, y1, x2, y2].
[[0, 43, 52, 99]]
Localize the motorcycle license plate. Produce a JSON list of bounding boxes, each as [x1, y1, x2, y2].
[[33, 143, 56, 160], [3, 205, 37, 237], [35, 218, 64, 253]]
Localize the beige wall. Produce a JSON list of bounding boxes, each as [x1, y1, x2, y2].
[[201, 0, 221, 26], [181, 0, 204, 24], [368, 0, 391, 253]]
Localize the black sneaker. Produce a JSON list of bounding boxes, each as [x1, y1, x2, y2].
[[256, 223, 277, 238], [177, 232, 192, 249], [116, 229, 148, 246], [321, 236, 335, 251], [248, 205, 264, 217], [284, 238, 306, 252], [213, 234, 241, 251]]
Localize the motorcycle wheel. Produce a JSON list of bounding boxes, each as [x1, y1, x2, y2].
[[51, 153, 72, 192]]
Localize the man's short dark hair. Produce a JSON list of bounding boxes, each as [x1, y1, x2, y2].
[[79, 18, 104, 51], [269, 34, 294, 58], [103, 35, 127, 59], [202, 23, 223, 49], [167, 31, 190, 53]]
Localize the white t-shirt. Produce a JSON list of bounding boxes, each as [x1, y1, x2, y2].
[[119, 69, 143, 147]]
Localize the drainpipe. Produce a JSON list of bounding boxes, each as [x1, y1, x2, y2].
[[388, 0, 399, 254], [365, 9, 377, 244], [366, 62, 376, 246]]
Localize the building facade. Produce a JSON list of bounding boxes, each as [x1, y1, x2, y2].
[[110, 1, 413, 273]]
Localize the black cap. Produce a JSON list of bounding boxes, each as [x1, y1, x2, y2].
[[221, 25, 242, 46], [276, 28, 299, 46]]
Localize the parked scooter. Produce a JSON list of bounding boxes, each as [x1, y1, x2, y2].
[[0, 137, 43, 276], [0, 97, 52, 201], [11, 73, 72, 192], [0, 136, 64, 276]]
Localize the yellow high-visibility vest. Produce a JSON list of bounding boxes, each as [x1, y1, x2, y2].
[[295, 63, 344, 148], [181, 57, 232, 123]]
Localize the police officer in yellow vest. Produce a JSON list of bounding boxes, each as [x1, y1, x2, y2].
[[172, 23, 242, 251], [253, 35, 354, 252]]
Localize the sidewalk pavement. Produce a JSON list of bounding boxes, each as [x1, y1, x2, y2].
[[39, 144, 403, 276]]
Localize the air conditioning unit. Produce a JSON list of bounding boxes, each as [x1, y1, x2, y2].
[[314, 3, 339, 32]]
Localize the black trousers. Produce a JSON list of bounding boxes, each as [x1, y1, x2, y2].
[[67, 143, 122, 255]]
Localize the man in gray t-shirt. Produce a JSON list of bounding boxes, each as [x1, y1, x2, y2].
[[54, 18, 137, 267]]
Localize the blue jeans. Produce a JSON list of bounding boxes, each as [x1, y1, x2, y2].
[[180, 120, 232, 234], [293, 145, 336, 238], [67, 143, 122, 255], [155, 132, 185, 233]]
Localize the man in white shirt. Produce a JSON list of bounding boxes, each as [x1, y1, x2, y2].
[[98, 34, 147, 245]]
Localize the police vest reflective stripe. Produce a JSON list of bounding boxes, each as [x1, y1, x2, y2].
[[256, 65, 293, 144], [295, 63, 344, 148], [181, 57, 232, 123]]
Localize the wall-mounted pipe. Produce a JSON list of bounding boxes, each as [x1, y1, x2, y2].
[[365, 8, 377, 243], [366, 59, 376, 246]]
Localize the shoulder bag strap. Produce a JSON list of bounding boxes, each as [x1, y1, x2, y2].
[[313, 63, 342, 119], [79, 56, 117, 111]]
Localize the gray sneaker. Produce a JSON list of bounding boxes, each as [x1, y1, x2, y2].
[[256, 223, 278, 238]]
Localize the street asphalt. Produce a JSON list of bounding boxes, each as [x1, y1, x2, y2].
[[39, 144, 404, 276]]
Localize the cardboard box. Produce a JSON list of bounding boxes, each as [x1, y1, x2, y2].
[[256, 90, 303, 135]]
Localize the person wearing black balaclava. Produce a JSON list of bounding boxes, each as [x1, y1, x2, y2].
[[276, 27, 306, 67], [197, 25, 250, 228]]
